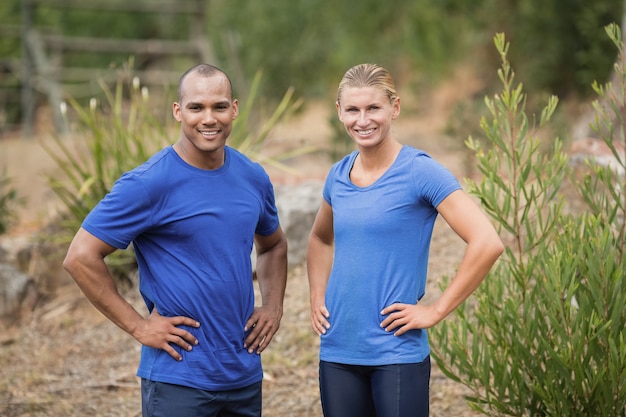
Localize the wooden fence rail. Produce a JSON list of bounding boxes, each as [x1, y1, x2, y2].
[[1, 0, 212, 138]]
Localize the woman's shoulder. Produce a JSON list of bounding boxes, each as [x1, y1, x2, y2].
[[401, 145, 454, 171], [330, 150, 358, 173], [400, 144, 431, 160]]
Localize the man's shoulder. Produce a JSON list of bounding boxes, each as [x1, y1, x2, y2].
[[133, 147, 172, 173], [226, 146, 255, 164], [112, 147, 176, 195], [226, 147, 268, 177], [121, 147, 173, 180]]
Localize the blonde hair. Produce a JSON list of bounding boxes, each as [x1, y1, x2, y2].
[[336, 63, 398, 104]]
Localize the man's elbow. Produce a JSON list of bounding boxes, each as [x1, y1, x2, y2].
[[62, 237, 94, 279], [62, 246, 80, 278], [257, 231, 288, 259], [275, 236, 288, 260]]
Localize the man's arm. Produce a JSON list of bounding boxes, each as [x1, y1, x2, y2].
[[63, 227, 200, 361], [244, 226, 288, 354]]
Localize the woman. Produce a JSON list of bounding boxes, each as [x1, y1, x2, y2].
[[307, 63, 504, 417]]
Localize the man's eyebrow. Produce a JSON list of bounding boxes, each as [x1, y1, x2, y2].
[[186, 100, 230, 106]]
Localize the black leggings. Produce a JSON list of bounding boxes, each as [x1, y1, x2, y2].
[[319, 357, 430, 417]]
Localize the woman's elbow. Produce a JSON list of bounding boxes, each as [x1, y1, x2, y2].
[[489, 236, 505, 260]]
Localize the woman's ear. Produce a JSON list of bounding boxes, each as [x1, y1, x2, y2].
[[392, 97, 401, 120], [336, 101, 343, 122]]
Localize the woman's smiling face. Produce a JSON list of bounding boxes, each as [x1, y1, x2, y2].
[[336, 86, 400, 150]]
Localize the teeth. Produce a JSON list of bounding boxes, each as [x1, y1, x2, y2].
[[358, 128, 375, 135], [200, 130, 219, 135]]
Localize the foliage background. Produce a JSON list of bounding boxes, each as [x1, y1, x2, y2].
[[0, 0, 623, 128], [1, 2, 625, 416]]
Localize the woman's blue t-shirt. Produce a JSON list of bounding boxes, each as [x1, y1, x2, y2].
[[320, 145, 461, 365], [82, 145, 279, 391]]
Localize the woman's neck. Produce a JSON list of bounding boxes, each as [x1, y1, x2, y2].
[[350, 139, 403, 187], [357, 139, 403, 171]]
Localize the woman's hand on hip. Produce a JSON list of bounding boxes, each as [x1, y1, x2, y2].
[[379, 302, 442, 336]]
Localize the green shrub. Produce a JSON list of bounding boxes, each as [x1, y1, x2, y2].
[[430, 27, 625, 416], [227, 69, 313, 173]]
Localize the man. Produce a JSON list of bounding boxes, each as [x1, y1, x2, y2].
[[63, 64, 288, 417]]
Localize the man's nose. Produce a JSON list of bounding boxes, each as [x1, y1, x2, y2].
[[202, 110, 217, 124]]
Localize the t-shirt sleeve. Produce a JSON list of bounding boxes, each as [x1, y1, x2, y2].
[[323, 159, 345, 206], [81, 173, 152, 249], [322, 169, 335, 206], [255, 170, 280, 237], [411, 154, 462, 208]]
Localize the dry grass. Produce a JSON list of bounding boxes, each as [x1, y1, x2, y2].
[[0, 219, 482, 417]]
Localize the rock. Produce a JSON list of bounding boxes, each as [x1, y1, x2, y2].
[[0, 262, 39, 323], [16, 241, 71, 298], [0, 236, 69, 326], [569, 137, 625, 177], [275, 181, 324, 268], [252, 180, 324, 272]]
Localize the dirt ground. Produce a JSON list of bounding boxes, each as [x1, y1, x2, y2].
[[0, 71, 487, 416]]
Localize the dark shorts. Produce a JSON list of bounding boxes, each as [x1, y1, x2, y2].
[[141, 379, 262, 417], [319, 357, 430, 417]]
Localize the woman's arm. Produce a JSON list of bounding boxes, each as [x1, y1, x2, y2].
[[307, 201, 335, 336], [381, 190, 504, 335]]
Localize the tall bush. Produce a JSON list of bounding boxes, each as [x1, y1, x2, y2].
[[42, 64, 172, 279], [430, 27, 626, 416]]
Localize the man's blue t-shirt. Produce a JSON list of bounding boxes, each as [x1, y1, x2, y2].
[[82, 145, 279, 391], [320, 145, 461, 365]]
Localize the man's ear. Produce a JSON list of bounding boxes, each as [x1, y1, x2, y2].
[[232, 99, 239, 120], [172, 102, 182, 122]]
